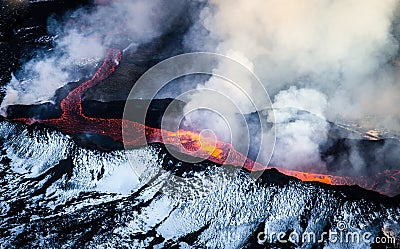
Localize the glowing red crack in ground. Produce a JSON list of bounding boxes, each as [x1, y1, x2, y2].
[[11, 49, 400, 197]]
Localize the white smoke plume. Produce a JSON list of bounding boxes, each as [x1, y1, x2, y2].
[[270, 87, 329, 170], [184, 0, 400, 170], [1, 0, 183, 107]]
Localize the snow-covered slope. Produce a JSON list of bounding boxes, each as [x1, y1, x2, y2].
[[0, 120, 399, 248]]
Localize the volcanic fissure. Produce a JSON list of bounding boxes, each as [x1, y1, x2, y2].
[[7, 49, 400, 197]]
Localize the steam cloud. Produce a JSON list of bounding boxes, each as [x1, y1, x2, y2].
[[183, 0, 400, 171], [1, 0, 183, 107]]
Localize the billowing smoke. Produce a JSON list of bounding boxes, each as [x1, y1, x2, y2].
[[270, 87, 329, 170], [183, 0, 400, 171], [1, 0, 183, 107]]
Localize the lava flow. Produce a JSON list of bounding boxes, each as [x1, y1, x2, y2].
[[8, 49, 400, 197]]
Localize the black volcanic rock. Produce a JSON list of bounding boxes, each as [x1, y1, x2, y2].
[[5, 102, 62, 120], [83, 2, 203, 102], [322, 137, 400, 174], [81, 98, 186, 129]]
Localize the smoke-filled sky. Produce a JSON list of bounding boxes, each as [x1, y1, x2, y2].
[[181, 0, 400, 171], [2, 0, 400, 172], [187, 0, 400, 125]]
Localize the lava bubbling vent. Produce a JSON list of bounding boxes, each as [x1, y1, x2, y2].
[[6, 49, 400, 197]]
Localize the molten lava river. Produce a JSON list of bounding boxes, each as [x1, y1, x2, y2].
[[9, 49, 400, 197]]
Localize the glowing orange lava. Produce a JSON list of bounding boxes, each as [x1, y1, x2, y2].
[[10, 49, 400, 197]]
